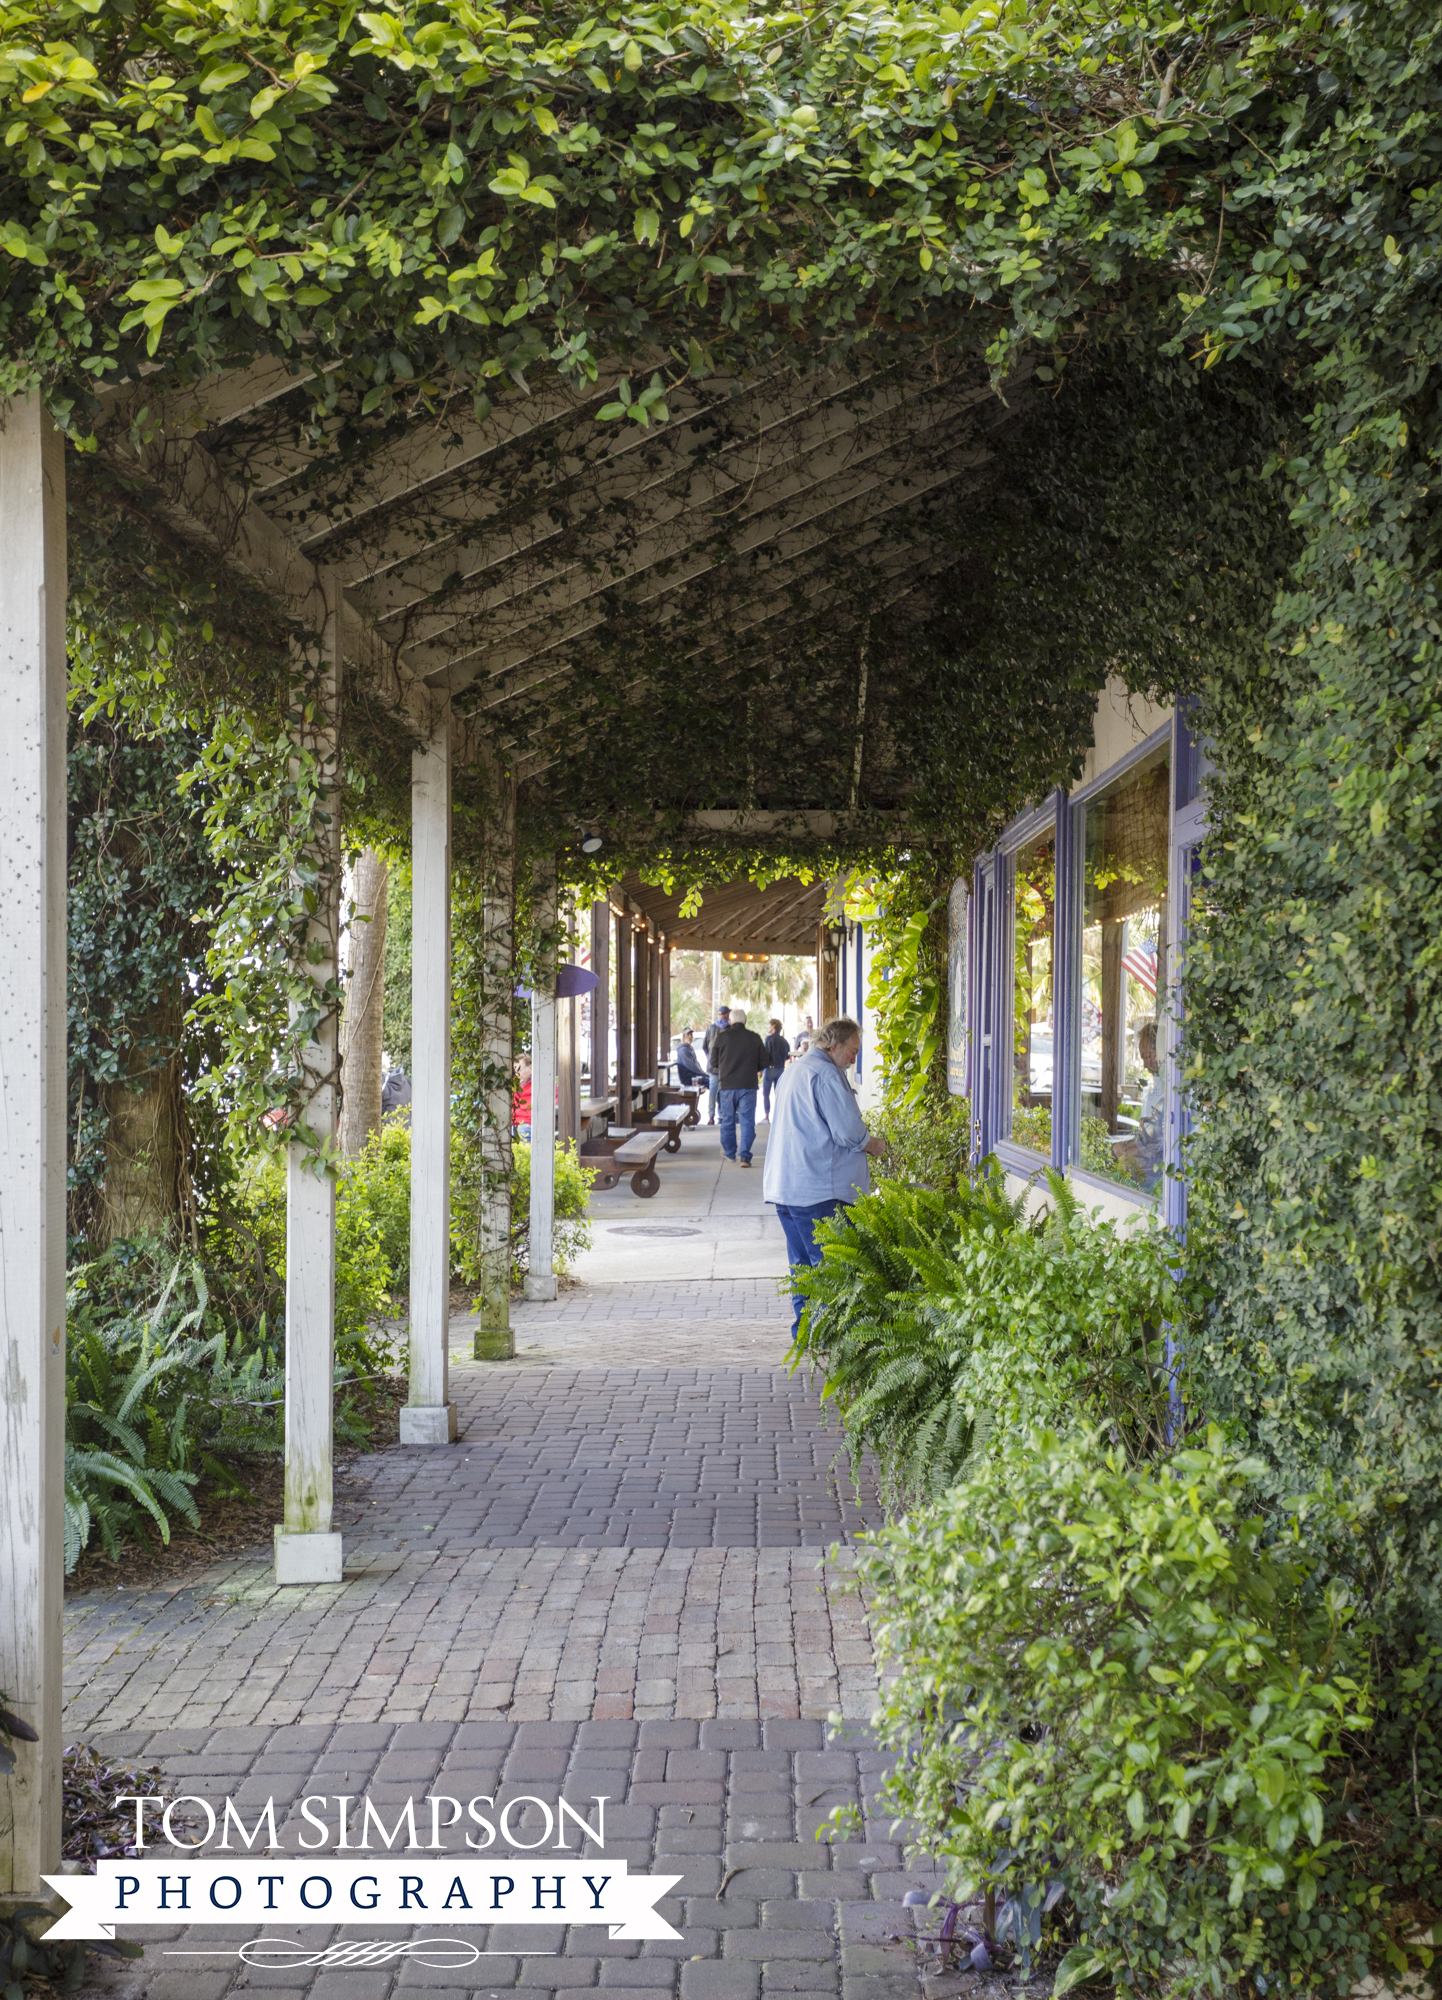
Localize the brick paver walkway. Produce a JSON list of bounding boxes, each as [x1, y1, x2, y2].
[[63, 1279, 944, 2000]]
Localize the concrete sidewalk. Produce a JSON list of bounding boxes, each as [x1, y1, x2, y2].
[[569, 1115, 790, 1287]]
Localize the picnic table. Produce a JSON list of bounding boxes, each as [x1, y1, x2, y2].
[[580, 1094, 616, 1140]]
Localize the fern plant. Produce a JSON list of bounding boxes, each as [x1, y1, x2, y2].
[[790, 1167, 1031, 1503], [791, 1164, 1197, 1507], [63, 1233, 410, 1572]]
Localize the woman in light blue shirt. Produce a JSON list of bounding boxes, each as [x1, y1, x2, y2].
[[762, 1016, 888, 1336]]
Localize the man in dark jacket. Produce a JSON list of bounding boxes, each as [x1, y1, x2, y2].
[[676, 1027, 707, 1089], [713, 1009, 768, 1166], [761, 1018, 791, 1120], [701, 1005, 730, 1124]]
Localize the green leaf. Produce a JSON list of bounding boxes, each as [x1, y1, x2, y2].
[[1052, 1946, 1110, 1996], [199, 62, 249, 93]]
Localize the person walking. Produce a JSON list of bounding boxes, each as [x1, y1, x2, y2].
[[762, 1016, 888, 1336], [713, 1008, 767, 1167], [701, 1004, 731, 1124], [760, 1016, 791, 1121]]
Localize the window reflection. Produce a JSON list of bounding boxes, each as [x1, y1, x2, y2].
[[1080, 748, 1169, 1192], [1010, 829, 1054, 1157]]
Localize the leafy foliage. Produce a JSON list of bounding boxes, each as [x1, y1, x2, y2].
[[332, 1120, 594, 1288], [850, 858, 954, 1111], [503, 1139, 595, 1279], [872, 1093, 973, 1194], [859, 1429, 1394, 2000], [791, 1169, 1188, 1504], [63, 1231, 396, 1572], [3, 0, 1441, 1953], [66, 715, 229, 1239]]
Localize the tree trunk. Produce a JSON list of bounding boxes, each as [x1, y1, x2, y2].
[[339, 847, 388, 1160], [96, 1045, 188, 1246]]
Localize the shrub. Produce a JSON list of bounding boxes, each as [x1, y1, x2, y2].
[[858, 1428, 1384, 2000], [66, 1242, 241, 1568], [791, 1167, 1190, 1505], [502, 1139, 594, 1279], [339, 1118, 413, 1285], [337, 1121, 594, 1289], [873, 1093, 973, 1191], [237, 1150, 393, 1354]]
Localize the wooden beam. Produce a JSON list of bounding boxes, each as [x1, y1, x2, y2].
[[349, 360, 923, 632], [0, 395, 68, 1895], [402, 716, 458, 1444], [96, 420, 493, 764], [386, 385, 997, 684], [466, 436, 994, 719]]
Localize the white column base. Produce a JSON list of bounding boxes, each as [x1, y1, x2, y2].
[[523, 1274, 558, 1302], [400, 1402, 458, 1445], [274, 1528, 343, 1585]]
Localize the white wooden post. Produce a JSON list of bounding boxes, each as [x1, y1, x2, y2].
[[403, 718, 458, 1441], [474, 765, 515, 1359], [0, 396, 67, 1896], [274, 579, 343, 1587], [525, 857, 558, 1302]]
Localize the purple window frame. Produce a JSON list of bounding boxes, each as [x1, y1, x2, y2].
[[969, 709, 1208, 1208]]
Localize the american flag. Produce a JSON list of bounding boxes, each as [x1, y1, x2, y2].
[[1122, 940, 1157, 995]]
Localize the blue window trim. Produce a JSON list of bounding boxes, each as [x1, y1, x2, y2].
[[1062, 723, 1173, 1205], [971, 853, 1001, 1157], [854, 921, 864, 1082], [971, 713, 1209, 1211], [1164, 698, 1210, 1233], [989, 790, 1064, 1177]]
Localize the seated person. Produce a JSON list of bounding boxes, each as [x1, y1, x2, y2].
[[1136, 1021, 1164, 1149], [675, 1028, 707, 1089], [1114, 1020, 1165, 1190], [512, 1054, 533, 1131]]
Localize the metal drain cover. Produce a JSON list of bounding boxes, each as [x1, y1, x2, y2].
[[607, 1224, 703, 1237]]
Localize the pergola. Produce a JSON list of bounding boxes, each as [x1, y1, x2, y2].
[[0, 349, 1017, 1893], [624, 869, 829, 955]]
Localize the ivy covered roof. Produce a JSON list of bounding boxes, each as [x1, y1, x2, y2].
[[3, 0, 1372, 858]]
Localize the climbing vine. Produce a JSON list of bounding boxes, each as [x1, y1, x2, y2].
[[4, 0, 1442, 1967]]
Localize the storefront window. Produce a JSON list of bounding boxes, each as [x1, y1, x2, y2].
[[1079, 747, 1169, 1193], [1009, 828, 1054, 1156]]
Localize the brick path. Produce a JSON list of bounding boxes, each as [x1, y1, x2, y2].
[[63, 1279, 945, 2000]]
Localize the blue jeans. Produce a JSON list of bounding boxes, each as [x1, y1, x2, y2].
[[707, 1072, 720, 1120], [762, 1065, 784, 1115], [719, 1088, 757, 1161], [775, 1199, 845, 1338]]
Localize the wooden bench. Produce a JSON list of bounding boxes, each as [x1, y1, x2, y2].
[[584, 1127, 666, 1197], [658, 1084, 702, 1128], [633, 1103, 690, 1153]]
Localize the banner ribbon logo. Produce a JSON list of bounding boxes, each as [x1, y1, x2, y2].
[[42, 1859, 683, 1941]]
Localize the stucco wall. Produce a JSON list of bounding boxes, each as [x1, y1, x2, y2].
[[1072, 675, 1174, 795]]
